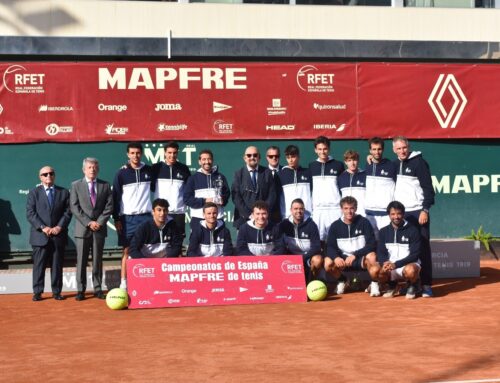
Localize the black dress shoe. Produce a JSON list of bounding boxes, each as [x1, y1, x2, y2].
[[32, 293, 42, 302], [94, 291, 106, 299], [53, 293, 66, 301], [75, 292, 85, 301]]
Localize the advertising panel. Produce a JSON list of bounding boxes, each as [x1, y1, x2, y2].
[[127, 256, 307, 309]]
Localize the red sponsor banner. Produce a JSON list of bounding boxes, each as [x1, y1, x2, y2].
[[358, 63, 497, 139], [126, 255, 307, 309], [0, 62, 356, 143], [0, 62, 496, 142]]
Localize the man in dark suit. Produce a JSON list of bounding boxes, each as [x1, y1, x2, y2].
[[231, 146, 276, 230], [266, 146, 283, 224], [26, 166, 72, 301], [70, 157, 113, 301]]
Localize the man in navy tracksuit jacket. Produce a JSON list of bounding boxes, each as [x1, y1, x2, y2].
[[273, 198, 322, 281], [183, 149, 230, 230], [377, 200, 422, 299], [392, 136, 435, 297], [278, 145, 312, 219], [325, 196, 380, 296], [129, 198, 182, 258], [338, 150, 367, 216], [151, 141, 191, 239], [309, 136, 344, 242], [112, 142, 154, 289], [365, 137, 397, 238], [236, 201, 276, 256], [187, 202, 233, 257]]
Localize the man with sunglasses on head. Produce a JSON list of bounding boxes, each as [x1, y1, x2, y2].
[[265, 146, 283, 224], [27, 166, 72, 301], [231, 146, 276, 230]]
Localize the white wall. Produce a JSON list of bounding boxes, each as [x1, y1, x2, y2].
[[0, 0, 499, 42]]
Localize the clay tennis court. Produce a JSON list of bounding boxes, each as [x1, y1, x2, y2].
[[1, 260, 499, 383]]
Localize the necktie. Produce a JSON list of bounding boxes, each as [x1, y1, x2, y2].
[[251, 169, 257, 188], [90, 182, 96, 207], [272, 169, 276, 178], [47, 188, 54, 208]]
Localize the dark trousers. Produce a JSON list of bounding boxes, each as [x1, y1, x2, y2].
[[405, 210, 432, 286], [171, 213, 186, 239], [32, 240, 65, 294], [75, 235, 105, 293]]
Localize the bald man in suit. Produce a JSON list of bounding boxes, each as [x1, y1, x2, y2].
[[26, 166, 72, 301], [70, 157, 113, 301]]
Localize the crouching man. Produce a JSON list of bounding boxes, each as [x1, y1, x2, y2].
[[236, 201, 276, 256], [324, 196, 380, 296], [378, 201, 422, 299], [129, 198, 183, 258], [187, 202, 233, 257], [273, 198, 323, 281]]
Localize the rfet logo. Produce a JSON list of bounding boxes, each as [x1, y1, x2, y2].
[[428, 74, 467, 129], [296, 65, 335, 93], [3, 64, 46, 94], [213, 120, 234, 135], [281, 260, 303, 274], [132, 264, 155, 278]]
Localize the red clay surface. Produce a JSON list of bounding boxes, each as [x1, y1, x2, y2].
[[1, 260, 499, 383]]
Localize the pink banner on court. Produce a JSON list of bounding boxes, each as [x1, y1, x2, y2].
[[127, 255, 307, 309]]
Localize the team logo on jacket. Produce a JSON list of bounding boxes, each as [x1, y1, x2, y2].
[[177, 172, 182, 179], [401, 236, 408, 242], [355, 229, 362, 235], [405, 167, 412, 174], [356, 180, 364, 186], [266, 234, 272, 240], [217, 236, 224, 242], [301, 232, 308, 238], [381, 170, 388, 176]]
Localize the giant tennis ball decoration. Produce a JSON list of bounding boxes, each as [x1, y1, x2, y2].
[[106, 288, 128, 310], [307, 280, 327, 301]]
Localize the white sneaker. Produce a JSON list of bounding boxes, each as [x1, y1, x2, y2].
[[336, 280, 348, 295], [369, 281, 381, 297]]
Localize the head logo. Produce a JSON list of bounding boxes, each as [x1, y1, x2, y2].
[[428, 74, 467, 129], [132, 264, 155, 278], [3, 64, 45, 94], [213, 120, 234, 135], [281, 260, 303, 274], [296, 65, 335, 93]]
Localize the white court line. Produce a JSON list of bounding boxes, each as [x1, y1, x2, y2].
[[430, 379, 500, 383]]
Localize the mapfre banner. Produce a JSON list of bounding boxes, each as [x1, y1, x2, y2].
[[127, 255, 307, 309], [0, 62, 496, 142]]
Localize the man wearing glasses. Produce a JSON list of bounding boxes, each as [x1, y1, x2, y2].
[[266, 146, 283, 224], [231, 146, 276, 230], [26, 166, 72, 301]]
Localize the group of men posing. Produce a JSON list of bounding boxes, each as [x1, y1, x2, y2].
[[26, 135, 435, 301]]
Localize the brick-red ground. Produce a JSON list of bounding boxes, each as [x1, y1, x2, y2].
[[1, 261, 499, 383]]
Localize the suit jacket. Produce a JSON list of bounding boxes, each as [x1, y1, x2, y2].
[[231, 165, 277, 229], [70, 178, 113, 238], [26, 185, 72, 247]]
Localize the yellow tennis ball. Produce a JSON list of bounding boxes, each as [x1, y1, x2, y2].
[[307, 280, 327, 301], [106, 288, 128, 310]]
